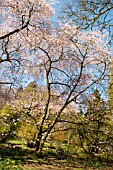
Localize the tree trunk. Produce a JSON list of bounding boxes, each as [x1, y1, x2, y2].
[[36, 140, 40, 151]]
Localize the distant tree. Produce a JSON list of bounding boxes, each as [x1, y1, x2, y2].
[[0, 105, 21, 143], [77, 90, 113, 157], [0, 85, 22, 143], [0, 85, 11, 109], [108, 60, 113, 111]]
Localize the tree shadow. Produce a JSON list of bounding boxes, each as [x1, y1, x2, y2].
[[0, 145, 34, 164]]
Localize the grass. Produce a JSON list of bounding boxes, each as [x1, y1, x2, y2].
[[1, 140, 113, 170]]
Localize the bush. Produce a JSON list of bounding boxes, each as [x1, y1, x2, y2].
[[0, 158, 23, 170]]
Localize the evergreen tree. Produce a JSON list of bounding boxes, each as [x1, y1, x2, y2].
[[108, 61, 113, 112], [77, 90, 113, 157]]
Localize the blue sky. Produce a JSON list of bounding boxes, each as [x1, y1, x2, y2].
[[51, 1, 64, 19], [53, 1, 64, 14]]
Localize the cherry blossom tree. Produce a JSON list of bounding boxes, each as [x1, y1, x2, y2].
[[7, 25, 110, 152], [33, 25, 111, 152], [0, 0, 55, 85], [0, 0, 111, 152]]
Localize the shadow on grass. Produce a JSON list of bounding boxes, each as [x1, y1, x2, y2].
[[0, 145, 35, 164]]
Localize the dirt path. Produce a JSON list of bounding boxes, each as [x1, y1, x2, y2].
[[23, 158, 113, 170]]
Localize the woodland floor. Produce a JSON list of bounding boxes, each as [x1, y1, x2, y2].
[[0, 141, 113, 170]]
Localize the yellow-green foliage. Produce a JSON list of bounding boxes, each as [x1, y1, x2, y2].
[[50, 131, 68, 144], [17, 120, 37, 142], [0, 105, 12, 133]]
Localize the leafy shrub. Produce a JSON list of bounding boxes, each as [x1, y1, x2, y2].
[[0, 158, 23, 170]]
